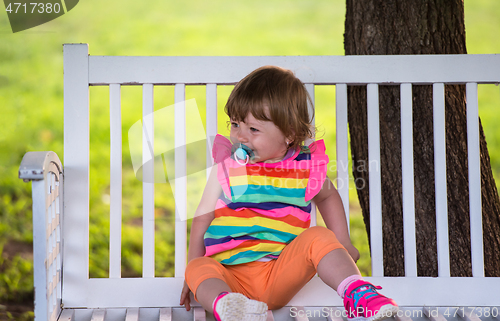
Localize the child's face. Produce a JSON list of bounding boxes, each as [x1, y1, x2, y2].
[[230, 109, 288, 164]]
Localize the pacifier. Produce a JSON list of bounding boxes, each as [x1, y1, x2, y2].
[[231, 143, 255, 165]]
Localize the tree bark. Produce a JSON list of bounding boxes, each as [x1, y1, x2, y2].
[[344, 0, 500, 277]]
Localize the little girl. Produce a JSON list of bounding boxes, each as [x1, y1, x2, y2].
[[180, 66, 398, 321]]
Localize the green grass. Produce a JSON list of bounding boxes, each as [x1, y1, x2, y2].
[[0, 0, 499, 312]]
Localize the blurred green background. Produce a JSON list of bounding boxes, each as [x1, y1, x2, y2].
[[1, 0, 499, 319]]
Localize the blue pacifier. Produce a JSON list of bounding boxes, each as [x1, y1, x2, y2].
[[231, 143, 255, 165]]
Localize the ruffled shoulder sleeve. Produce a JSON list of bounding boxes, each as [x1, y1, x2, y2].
[[303, 140, 329, 202], [212, 134, 232, 164], [211, 134, 232, 198]]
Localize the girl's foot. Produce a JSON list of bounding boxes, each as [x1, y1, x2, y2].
[[213, 292, 268, 321], [343, 280, 399, 321]]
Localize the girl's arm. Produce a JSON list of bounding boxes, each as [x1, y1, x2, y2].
[[181, 165, 222, 310], [313, 178, 360, 262], [187, 164, 221, 260]]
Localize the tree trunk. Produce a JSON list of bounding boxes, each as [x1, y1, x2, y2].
[[344, 0, 500, 277]]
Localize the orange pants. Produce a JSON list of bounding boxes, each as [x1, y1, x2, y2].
[[185, 226, 345, 310]]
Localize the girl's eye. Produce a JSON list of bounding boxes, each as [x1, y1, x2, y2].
[[250, 127, 259, 132], [231, 122, 239, 128]]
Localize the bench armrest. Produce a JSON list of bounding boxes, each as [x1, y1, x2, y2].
[[19, 151, 63, 321], [19, 151, 62, 181]]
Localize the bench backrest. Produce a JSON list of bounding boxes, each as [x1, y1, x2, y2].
[[57, 44, 500, 312]]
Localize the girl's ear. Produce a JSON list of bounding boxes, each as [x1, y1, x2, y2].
[[286, 130, 295, 146], [286, 136, 295, 149]]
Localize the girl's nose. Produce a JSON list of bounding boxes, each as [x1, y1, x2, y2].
[[236, 130, 249, 143]]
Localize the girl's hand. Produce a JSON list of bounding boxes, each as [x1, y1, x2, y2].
[[180, 281, 192, 311]]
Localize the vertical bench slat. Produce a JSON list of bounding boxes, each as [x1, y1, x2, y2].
[[433, 83, 450, 277], [367, 83, 384, 277], [159, 308, 172, 321], [109, 83, 122, 278], [194, 307, 207, 321], [395, 309, 413, 321], [143, 83, 155, 278], [47, 171, 62, 320], [175, 84, 188, 277], [63, 43, 90, 306], [206, 84, 218, 178], [59, 309, 75, 321], [401, 83, 417, 277], [92, 309, 107, 321], [293, 307, 309, 321], [463, 309, 482, 321], [305, 84, 317, 227], [466, 82, 484, 277], [326, 307, 343, 321], [33, 178, 49, 320], [423, 307, 447, 321], [125, 308, 140, 321], [336, 84, 350, 232], [90, 309, 106, 321]]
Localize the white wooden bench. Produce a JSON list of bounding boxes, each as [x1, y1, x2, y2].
[[19, 44, 500, 321]]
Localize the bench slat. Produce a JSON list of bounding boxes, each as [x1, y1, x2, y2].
[[305, 84, 317, 226], [395, 309, 413, 321], [206, 83, 218, 178], [193, 307, 206, 321], [58, 309, 75, 321], [367, 83, 384, 277], [159, 308, 172, 321], [88, 55, 500, 85], [109, 83, 122, 279], [90, 309, 106, 321], [466, 82, 484, 277], [401, 83, 417, 277], [463, 310, 482, 321], [125, 308, 140, 321], [143, 83, 156, 278], [326, 307, 344, 321], [293, 307, 309, 321], [336, 84, 350, 230], [174, 84, 188, 277], [424, 307, 447, 321], [433, 83, 451, 277]]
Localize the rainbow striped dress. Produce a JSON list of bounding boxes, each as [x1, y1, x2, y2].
[[204, 135, 329, 265]]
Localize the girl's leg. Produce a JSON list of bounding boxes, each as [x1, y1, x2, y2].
[[316, 247, 361, 291], [258, 225, 397, 319], [195, 278, 231, 313], [307, 229, 398, 321], [185, 257, 237, 312], [185, 257, 268, 320], [258, 226, 346, 309]]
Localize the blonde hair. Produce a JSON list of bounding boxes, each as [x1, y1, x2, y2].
[[225, 66, 315, 150]]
